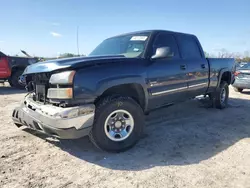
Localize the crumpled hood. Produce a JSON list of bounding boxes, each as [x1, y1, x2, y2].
[[23, 55, 126, 75]]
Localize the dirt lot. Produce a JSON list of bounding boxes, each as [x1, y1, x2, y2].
[[0, 85, 250, 188]]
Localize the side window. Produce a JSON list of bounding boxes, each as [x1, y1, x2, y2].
[[152, 33, 180, 58], [176, 35, 202, 59]]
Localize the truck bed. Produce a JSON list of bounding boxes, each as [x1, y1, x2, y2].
[[207, 58, 235, 92]]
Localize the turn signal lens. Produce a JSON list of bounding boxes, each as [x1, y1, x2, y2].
[[47, 88, 73, 99]]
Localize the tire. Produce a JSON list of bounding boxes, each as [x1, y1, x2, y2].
[[214, 81, 229, 109], [89, 96, 145, 152], [233, 87, 243, 92], [9, 70, 25, 89]]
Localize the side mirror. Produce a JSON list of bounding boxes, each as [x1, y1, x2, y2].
[[151, 47, 174, 60]]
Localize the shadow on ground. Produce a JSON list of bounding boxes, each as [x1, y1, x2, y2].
[[240, 91, 250, 95], [23, 97, 250, 171], [0, 85, 26, 95]]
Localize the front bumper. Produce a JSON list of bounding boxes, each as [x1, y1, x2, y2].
[[12, 95, 95, 139]]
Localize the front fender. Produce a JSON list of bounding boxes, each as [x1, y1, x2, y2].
[[96, 75, 146, 95], [73, 69, 148, 104]]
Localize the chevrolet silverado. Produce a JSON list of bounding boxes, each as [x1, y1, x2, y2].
[[12, 30, 235, 152]]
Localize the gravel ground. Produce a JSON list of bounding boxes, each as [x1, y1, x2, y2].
[[0, 85, 250, 188]]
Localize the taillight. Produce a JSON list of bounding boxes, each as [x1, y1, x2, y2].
[[234, 71, 240, 76]]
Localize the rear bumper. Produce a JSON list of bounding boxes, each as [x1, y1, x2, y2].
[[232, 79, 250, 89], [12, 95, 95, 139]]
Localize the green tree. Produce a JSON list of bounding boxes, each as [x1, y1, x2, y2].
[[242, 57, 250, 62], [204, 51, 210, 58], [59, 53, 78, 58], [59, 53, 86, 58]]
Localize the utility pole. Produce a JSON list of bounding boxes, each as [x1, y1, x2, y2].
[[77, 26, 80, 56]]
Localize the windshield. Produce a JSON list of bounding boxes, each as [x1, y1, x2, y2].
[[237, 62, 250, 69], [89, 32, 150, 58]]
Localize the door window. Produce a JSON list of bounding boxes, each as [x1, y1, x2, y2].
[[152, 33, 180, 59], [176, 35, 202, 59]]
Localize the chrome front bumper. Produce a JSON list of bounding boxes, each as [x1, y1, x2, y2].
[[12, 95, 95, 139]]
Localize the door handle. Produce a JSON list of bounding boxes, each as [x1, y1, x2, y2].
[[201, 64, 206, 69], [180, 65, 187, 70]]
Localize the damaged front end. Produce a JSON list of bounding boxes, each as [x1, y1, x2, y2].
[[12, 67, 95, 139], [12, 94, 95, 139], [21, 71, 75, 106]]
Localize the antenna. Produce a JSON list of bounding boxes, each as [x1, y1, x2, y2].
[[77, 26, 80, 56]]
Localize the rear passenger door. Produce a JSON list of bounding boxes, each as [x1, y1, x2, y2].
[[176, 35, 209, 97], [147, 32, 189, 109]]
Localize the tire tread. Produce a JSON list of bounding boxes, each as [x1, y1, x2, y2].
[[89, 95, 144, 152]]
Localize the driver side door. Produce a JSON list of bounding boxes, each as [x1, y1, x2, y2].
[[147, 32, 189, 109]]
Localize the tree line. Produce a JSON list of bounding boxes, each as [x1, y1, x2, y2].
[[204, 51, 250, 62]]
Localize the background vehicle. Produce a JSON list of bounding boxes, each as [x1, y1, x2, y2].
[[232, 62, 250, 92], [12, 30, 235, 152], [0, 50, 38, 88]]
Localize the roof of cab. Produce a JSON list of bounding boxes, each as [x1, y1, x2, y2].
[[107, 30, 195, 39]]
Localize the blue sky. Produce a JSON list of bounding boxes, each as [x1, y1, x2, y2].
[[0, 0, 249, 57]]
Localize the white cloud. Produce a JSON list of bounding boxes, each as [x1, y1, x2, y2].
[[233, 41, 247, 46], [214, 43, 222, 47], [51, 22, 60, 26], [50, 32, 62, 37]]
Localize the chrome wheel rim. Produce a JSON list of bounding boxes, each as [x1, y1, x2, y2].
[[104, 109, 134, 142], [221, 88, 226, 103]]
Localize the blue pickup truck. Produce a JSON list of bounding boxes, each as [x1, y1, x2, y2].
[[12, 30, 235, 152]]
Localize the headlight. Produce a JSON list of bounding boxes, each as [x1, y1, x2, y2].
[[49, 71, 75, 84], [48, 71, 75, 99]]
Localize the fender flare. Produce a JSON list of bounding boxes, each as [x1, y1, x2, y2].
[[216, 68, 232, 88], [96, 76, 149, 111]]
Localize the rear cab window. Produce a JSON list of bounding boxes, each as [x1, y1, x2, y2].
[[176, 35, 202, 59]]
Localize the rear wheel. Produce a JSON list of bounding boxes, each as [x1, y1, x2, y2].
[[233, 87, 243, 92], [214, 81, 229, 109], [89, 96, 145, 152], [9, 70, 25, 89]]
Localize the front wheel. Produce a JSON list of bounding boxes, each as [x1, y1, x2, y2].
[[89, 96, 145, 152], [214, 81, 229, 109]]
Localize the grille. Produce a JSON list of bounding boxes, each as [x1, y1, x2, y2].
[[27, 73, 52, 102], [32, 73, 51, 85]]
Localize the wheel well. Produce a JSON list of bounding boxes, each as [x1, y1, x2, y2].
[[220, 71, 231, 85], [96, 83, 146, 111]]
